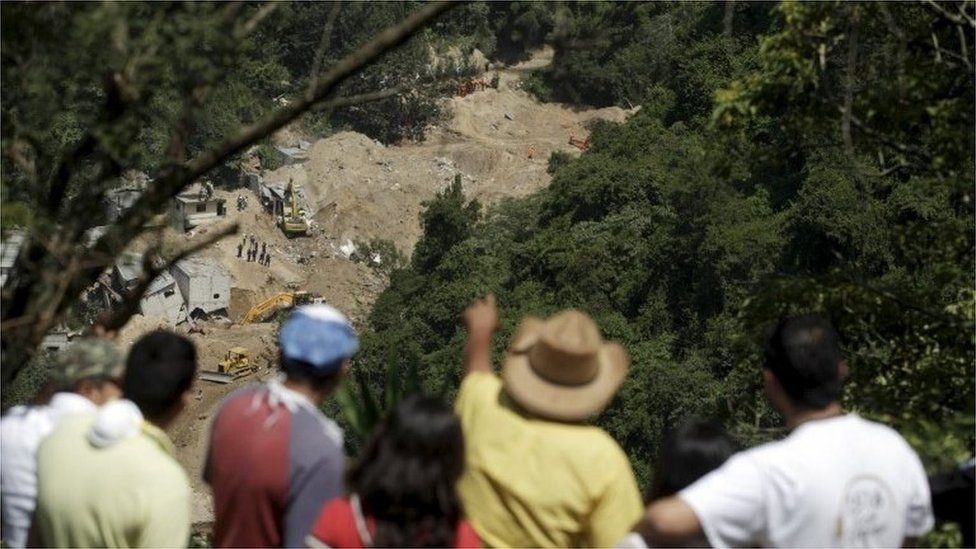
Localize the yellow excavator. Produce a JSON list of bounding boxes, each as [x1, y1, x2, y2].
[[241, 291, 318, 324], [279, 178, 309, 237]]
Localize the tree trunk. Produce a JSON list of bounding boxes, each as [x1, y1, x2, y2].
[[723, 0, 735, 37], [842, 13, 859, 156]]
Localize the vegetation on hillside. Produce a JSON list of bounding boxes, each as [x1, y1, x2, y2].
[[2, 4, 973, 544], [349, 4, 975, 531]]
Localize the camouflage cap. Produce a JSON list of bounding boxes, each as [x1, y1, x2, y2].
[[55, 339, 124, 384]]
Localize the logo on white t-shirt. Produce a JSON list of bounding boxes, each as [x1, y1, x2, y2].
[[837, 475, 897, 547]]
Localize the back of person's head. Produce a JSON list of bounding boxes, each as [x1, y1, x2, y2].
[[278, 304, 359, 394], [347, 394, 465, 548], [123, 330, 197, 423], [648, 418, 737, 501], [763, 313, 844, 410]]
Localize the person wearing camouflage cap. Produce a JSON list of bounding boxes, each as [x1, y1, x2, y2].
[[0, 339, 124, 548]]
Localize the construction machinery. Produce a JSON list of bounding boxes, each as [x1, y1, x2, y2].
[[199, 347, 254, 384], [279, 179, 309, 237], [241, 291, 320, 324]]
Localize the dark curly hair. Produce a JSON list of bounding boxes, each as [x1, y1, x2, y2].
[[347, 394, 466, 548]]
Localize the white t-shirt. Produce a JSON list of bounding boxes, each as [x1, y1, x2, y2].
[[0, 393, 95, 548], [680, 415, 933, 548]]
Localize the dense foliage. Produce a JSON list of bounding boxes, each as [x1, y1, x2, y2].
[[352, 2, 975, 519], [3, 3, 972, 543], [0, 2, 485, 231]]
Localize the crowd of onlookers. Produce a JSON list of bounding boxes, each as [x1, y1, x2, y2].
[[1, 295, 973, 548]]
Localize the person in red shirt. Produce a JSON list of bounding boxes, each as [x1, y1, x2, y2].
[[307, 395, 479, 548]]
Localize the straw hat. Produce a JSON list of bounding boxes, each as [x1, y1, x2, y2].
[[502, 309, 630, 422]]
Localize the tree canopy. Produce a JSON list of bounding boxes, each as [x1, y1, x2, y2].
[[351, 4, 975, 524]]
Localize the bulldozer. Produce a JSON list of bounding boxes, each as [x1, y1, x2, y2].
[[199, 347, 255, 384], [241, 291, 320, 324], [279, 178, 309, 237]]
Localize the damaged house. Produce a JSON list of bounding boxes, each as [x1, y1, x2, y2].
[[274, 140, 310, 166], [140, 272, 186, 325], [170, 257, 230, 318], [172, 182, 227, 232], [109, 253, 187, 325], [104, 172, 166, 227]]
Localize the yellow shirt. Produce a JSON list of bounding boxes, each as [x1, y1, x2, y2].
[[456, 371, 642, 548], [34, 413, 191, 548]]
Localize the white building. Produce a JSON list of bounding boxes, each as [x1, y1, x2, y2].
[[140, 271, 186, 325], [112, 252, 144, 293], [275, 141, 310, 166], [110, 253, 187, 324], [40, 328, 71, 353], [172, 182, 227, 232], [104, 188, 143, 223], [170, 257, 231, 317], [0, 230, 25, 287], [104, 185, 166, 228]]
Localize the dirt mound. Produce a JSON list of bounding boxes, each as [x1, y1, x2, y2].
[[116, 314, 170, 350], [266, 83, 634, 255]]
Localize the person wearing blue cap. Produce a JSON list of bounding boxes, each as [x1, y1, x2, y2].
[[204, 304, 359, 548]]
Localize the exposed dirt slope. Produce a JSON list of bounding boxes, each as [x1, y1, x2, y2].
[[112, 49, 636, 530]]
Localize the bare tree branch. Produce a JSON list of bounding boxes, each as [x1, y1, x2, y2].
[[307, 1, 344, 101], [958, 23, 973, 70], [842, 13, 858, 156], [921, 0, 976, 28], [235, 2, 279, 40], [311, 86, 405, 113]]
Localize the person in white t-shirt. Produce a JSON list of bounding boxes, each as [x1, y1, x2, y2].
[[0, 339, 124, 548], [631, 314, 933, 548]]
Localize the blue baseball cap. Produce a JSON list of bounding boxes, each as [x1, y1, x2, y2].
[[279, 304, 359, 373]]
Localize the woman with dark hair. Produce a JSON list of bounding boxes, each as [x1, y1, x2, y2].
[[618, 419, 737, 548], [647, 418, 738, 502], [307, 395, 479, 548]]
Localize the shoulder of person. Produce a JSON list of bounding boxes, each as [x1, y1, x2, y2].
[[456, 370, 502, 404], [291, 407, 345, 459], [39, 412, 94, 448], [212, 385, 266, 418], [849, 415, 915, 446]]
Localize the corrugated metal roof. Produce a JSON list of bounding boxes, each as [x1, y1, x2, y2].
[[174, 256, 228, 278], [145, 271, 176, 295], [106, 188, 143, 209], [116, 261, 143, 283], [275, 146, 308, 160], [114, 252, 144, 283]]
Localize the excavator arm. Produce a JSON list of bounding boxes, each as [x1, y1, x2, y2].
[[242, 292, 296, 323]]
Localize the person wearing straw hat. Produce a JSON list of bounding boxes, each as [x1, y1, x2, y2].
[[455, 295, 642, 548]]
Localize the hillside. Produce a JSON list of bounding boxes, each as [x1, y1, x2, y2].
[[152, 50, 636, 529]]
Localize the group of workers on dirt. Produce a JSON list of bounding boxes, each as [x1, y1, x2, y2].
[[238, 234, 271, 267], [1, 293, 973, 548], [236, 194, 248, 212]]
